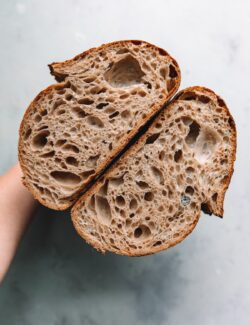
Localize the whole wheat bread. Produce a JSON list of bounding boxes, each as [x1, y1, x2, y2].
[[18, 40, 180, 210], [72, 87, 236, 256]]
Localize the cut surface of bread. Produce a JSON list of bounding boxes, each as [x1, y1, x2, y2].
[[18, 40, 180, 210], [72, 87, 236, 256]]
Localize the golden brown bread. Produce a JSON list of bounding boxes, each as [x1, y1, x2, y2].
[[71, 87, 236, 256], [18, 40, 181, 210], [18, 41, 236, 256]]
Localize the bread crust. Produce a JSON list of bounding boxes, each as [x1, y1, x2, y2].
[[18, 40, 181, 210], [71, 86, 237, 256]]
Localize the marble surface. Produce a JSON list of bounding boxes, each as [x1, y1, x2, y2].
[[0, 0, 250, 324]]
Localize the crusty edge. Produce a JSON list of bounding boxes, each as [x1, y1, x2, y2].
[[71, 86, 237, 256], [173, 86, 237, 217], [18, 40, 181, 210], [48, 39, 180, 82]]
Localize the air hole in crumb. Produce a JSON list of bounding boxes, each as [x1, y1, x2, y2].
[[65, 94, 73, 101], [78, 98, 94, 105], [144, 81, 152, 89], [212, 193, 218, 202], [145, 133, 160, 145], [138, 90, 147, 97], [150, 166, 164, 185], [98, 180, 109, 196], [97, 87, 107, 94], [217, 98, 225, 107], [109, 111, 119, 119], [53, 99, 65, 111], [88, 195, 95, 211], [96, 195, 112, 225], [40, 151, 55, 158], [160, 67, 167, 79], [109, 175, 124, 187], [57, 89, 66, 95], [120, 93, 129, 99], [195, 129, 219, 163], [159, 151, 165, 161], [158, 205, 164, 212], [180, 92, 196, 101], [185, 186, 194, 195], [182, 116, 192, 125], [104, 54, 145, 88], [83, 76, 96, 83], [136, 181, 149, 189], [116, 48, 130, 55], [228, 117, 234, 128], [167, 79, 176, 92], [129, 198, 138, 210], [174, 149, 183, 162], [81, 169, 95, 180], [34, 114, 42, 122], [36, 124, 48, 131], [50, 171, 81, 185], [144, 192, 154, 201], [126, 219, 132, 227], [24, 128, 32, 140], [134, 225, 151, 240], [86, 154, 100, 168], [62, 144, 79, 153], [201, 203, 212, 215], [32, 130, 50, 149], [220, 158, 228, 165], [70, 83, 78, 93], [121, 110, 130, 119], [169, 64, 178, 78], [96, 102, 109, 109], [71, 106, 87, 118], [199, 95, 210, 103], [55, 139, 67, 147], [86, 116, 104, 128], [116, 195, 125, 207], [185, 121, 200, 146], [186, 166, 195, 174], [66, 156, 78, 166], [153, 241, 162, 247], [56, 109, 66, 115]]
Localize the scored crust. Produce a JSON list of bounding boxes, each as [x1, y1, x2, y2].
[[71, 86, 237, 256], [18, 40, 181, 210]]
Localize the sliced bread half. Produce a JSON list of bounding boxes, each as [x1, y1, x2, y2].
[[18, 40, 180, 210], [71, 87, 236, 256]]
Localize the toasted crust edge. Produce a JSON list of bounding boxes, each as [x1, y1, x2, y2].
[[18, 40, 181, 210], [71, 86, 237, 256]]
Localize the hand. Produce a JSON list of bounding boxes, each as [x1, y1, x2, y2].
[[0, 163, 37, 282]]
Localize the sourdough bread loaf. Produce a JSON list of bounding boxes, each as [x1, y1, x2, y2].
[[18, 40, 181, 210], [71, 87, 236, 256]]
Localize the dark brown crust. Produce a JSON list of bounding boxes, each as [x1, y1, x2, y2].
[[18, 40, 181, 210], [71, 86, 237, 256]]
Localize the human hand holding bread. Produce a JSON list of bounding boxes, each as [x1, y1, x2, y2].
[[0, 164, 36, 282], [1, 40, 236, 276]]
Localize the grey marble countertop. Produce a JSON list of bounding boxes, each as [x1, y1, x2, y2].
[[0, 1, 249, 324]]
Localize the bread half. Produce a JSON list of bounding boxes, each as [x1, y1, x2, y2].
[[72, 87, 236, 256], [18, 40, 180, 210]]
